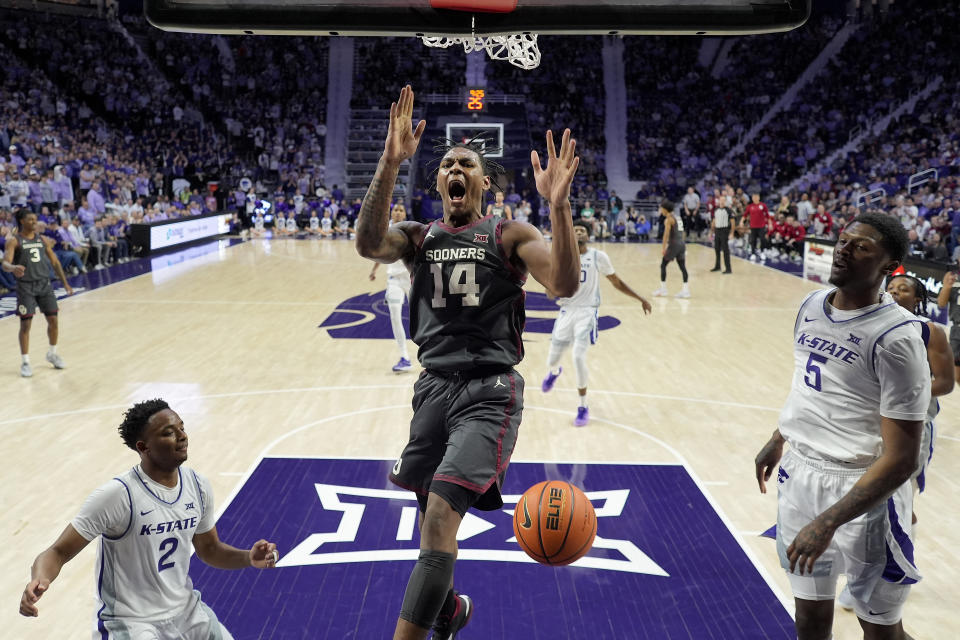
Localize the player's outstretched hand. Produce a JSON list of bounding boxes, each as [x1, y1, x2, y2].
[[640, 298, 652, 315], [19, 578, 50, 617], [754, 434, 784, 494], [787, 518, 835, 575], [249, 540, 279, 569], [531, 129, 580, 205], [383, 85, 426, 166]]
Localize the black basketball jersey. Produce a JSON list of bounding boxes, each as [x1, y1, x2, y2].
[[410, 215, 526, 372], [14, 232, 52, 282]]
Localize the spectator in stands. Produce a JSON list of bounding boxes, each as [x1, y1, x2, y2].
[[811, 204, 834, 238], [635, 213, 651, 243], [795, 192, 814, 225], [924, 232, 949, 262], [88, 219, 115, 269], [87, 182, 106, 217]]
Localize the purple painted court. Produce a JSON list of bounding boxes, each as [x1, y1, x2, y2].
[[190, 458, 794, 639]]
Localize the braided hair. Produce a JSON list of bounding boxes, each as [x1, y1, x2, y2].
[[429, 133, 506, 193], [890, 274, 929, 317]]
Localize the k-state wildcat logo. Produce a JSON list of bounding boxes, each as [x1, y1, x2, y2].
[[318, 291, 621, 339]]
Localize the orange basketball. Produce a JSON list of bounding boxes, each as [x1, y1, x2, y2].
[[513, 480, 597, 566]]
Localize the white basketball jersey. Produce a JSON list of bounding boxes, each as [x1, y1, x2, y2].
[[83, 466, 213, 623], [309, 216, 319, 230], [779, 289, 931, 464], [557, 248, 615, 308], [286, 217, 297, 232], [321, 217, 332, 232]]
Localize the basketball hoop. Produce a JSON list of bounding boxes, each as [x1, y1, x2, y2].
[[421, 1, 540, 70], [421, 30, 540, 70]]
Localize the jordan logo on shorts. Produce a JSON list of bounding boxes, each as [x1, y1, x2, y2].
[[392, 458, 402, 475], [494, 377, 506, 388]]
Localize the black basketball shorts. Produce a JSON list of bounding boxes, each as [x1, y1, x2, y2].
[[16, 280, 58, 318], [389, 369, 524, 515], [950, 324, 960, 366]]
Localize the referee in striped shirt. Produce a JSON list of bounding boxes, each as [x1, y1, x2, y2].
[[710, 198, 733, 273]]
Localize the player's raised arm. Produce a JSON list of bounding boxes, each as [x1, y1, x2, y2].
[[20, 524, 90, 617], [356, 85, 427, 263], [516, 129, 581, 297]]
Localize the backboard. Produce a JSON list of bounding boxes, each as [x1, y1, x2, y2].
[[145, 0, 810, 37]]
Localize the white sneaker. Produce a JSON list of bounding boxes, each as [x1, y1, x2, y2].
[[837, 585, 855, 611], [20, 362, 32, 377], [652, 287, 668, 297], [675, 290, 691, 299], [46, 351, 66, 369]]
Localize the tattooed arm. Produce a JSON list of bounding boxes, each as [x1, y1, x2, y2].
[[787, 416, 921, 575], [355, 85, 426, 263]]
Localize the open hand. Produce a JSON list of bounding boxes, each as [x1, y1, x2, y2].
[[19, 579, 50, 617], [530, 129, 580, 205], [787, 518, 835, 575], [383, 85, 426, 165], [754, 435, 784, 494], [249, 540, 279, 569]]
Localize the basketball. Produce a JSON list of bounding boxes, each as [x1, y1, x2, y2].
[[513, 480, 597, 565]]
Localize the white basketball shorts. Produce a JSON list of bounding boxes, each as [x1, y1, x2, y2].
[[551, 305, 598, 345], [776, 449, 920, 626], [93, 593, 234, 640]]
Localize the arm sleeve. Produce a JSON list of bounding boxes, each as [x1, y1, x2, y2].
[[877, 326, 932, 421], [195, 472, 217, 534], [71, 480, 133, 541], [596, 250, 615, 276]]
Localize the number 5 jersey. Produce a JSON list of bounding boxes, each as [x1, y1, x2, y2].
[[778, 289, 930, 465], [410, 215, 527, 373]]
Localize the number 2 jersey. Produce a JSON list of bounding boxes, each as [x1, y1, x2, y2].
[[410, 215, 526, 372], [71, 465, 215, 622], [778, 288, 930, 465]]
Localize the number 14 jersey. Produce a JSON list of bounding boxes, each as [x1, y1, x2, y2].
[[778, 289, 930, 465], [410, 215, 526, 372]]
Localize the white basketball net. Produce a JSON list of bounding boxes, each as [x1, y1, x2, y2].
[[421, 32, 541, 70]]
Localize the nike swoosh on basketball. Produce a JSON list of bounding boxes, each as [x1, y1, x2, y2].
[[519, 497, 532, 529], [140, 509, 154, 516]]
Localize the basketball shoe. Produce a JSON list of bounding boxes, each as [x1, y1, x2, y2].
[[541, 367, 562, 392], [652, 286, 668, 297], [20, 362, 32, 377], [574, 406, 589, 427], [432, 592, 473, 640], [46, 351, 66, 369], [392, 358, 413, 372]]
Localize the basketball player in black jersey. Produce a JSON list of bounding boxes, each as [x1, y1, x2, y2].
[[356, 85, 581, 640], [2, 208, 73, 377]]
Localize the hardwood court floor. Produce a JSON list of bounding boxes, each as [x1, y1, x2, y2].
[[2, 236, 957, 639]]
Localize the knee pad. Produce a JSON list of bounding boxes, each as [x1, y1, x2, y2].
[[399, 549, 456, 628]]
